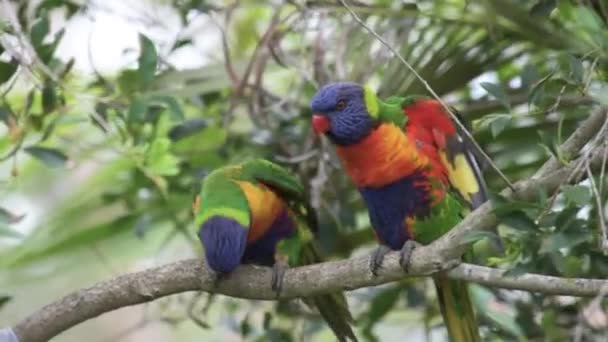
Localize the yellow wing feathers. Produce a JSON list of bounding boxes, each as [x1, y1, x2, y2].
[[440, 151, 481, 204]]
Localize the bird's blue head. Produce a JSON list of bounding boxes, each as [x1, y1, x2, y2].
[[310, 82, 378, 145]]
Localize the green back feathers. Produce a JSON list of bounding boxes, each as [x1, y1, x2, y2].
[[196, 166, 251, 228], [414, 192, 465, 245], [241, 159, 319, 234]]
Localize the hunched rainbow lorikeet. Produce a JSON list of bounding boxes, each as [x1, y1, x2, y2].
[[310, 82, 489, 342], [193, 159, 357, 342]]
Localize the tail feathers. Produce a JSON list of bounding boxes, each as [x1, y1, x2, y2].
[[433, 273, 480, 342], [305, 294, 358, 342], [301, 243, 358, 341]]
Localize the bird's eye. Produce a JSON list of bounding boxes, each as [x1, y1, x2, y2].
[[336, 99, 346, 111]]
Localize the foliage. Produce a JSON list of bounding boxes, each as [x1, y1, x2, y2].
[[0, 0, 607, 341]]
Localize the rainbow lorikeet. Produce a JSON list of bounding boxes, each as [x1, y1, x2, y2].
[[193, 159, 357, 342], [310, 82, 489, 342]]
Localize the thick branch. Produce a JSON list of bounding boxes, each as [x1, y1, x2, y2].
[[11, 247, 608, 342]]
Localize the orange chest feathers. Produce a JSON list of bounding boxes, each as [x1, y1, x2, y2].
[[336, 123, 430, 188]]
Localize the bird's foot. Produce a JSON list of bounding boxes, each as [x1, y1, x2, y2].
[[369, 245, 392, 276], [212, 272, 225, 289], [399, 240, 422, 273], [271, 254, 289, 297]]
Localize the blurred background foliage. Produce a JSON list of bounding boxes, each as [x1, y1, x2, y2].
[[1, 0, 608, 341]]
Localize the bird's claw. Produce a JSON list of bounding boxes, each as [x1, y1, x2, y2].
[[271, 255, 289, 297], [212, 272, 225, 289], [369, 245, 392, 276], [399, 240, 421, 273]]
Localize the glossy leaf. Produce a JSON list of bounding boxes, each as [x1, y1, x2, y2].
[[530, 0, 557, 17], [480, 82, 510, 110], [0, 61, 18, 84], [0, 295, 10, 310], [24, 146, 68, 168], [138, 34, 158, 88], [562, 185, 591, 206], [145, 138, 180, 176]]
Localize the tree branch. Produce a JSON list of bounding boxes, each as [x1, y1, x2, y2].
[[8, 108, 608, 342], [9, 232, 608, 342]]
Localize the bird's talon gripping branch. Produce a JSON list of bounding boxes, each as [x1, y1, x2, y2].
[[271, 254, 289, 296], [370, 245, 392, 276], [399, 240, 421, 273], [212, 272, 225, 289]]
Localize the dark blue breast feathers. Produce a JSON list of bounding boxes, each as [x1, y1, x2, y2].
[[359, 170, 431, 250], [242, 209, 296, 266], [198, 216, 248, 274], [199, 210, 297, 273]]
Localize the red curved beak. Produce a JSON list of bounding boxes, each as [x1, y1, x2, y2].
[[312, 114, 330, 135]]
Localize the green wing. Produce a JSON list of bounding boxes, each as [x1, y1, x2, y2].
[[240, 159, 305, 200], [240, 159, 318, 233], [195, 166, 250, 229]]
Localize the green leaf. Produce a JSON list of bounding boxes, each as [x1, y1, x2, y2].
[[520, 64, 539, 90], [5, 214, 139, 266], [240, 314, 251, 338], [573, 7, 604, 33], [539, 233, 570, 254], [138, 34, 157, 88], [41, 79, 57, 115], [530, 0, 557, 17], [145, 137, 180, 176], [0, 295, 11, 310], [149, 95, 184, 121], [491, 194, 539, 216], [168, 119, 207, 140], [128, 97, 147, 123], [365, 285, 401, 327], [0, 223, 22, 238], [540, 232, 589, 254], [0, 61, 18, 84], [24, 146, 68, 168], [37, 28, 64, 64], [480, 82, 510, 110], [561, 185, 591, 206], [30, 16, 50, 49], [568, 55, 584, 84], [0, 106, 10, 125], [490, 115, 511, 138], [477, 114, 512, 138], [501, 211, 537, 231], [118, 69, 140, 95], [470, 284, 524, 338], [259, 329, 293, 342], [263, 311, 272, 330], [528, 70, 555, 106], [538, 130, 560, 160], [460, 230, 500, 245], [0, 206, 25, 225]]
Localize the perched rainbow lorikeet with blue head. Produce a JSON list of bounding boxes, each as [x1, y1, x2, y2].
[[310, 82, 490, 342], [193, 159, 357, 342]]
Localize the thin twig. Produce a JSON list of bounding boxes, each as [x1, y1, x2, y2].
[[586, 158, 608, 253], [338, 0, 515, 190]]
